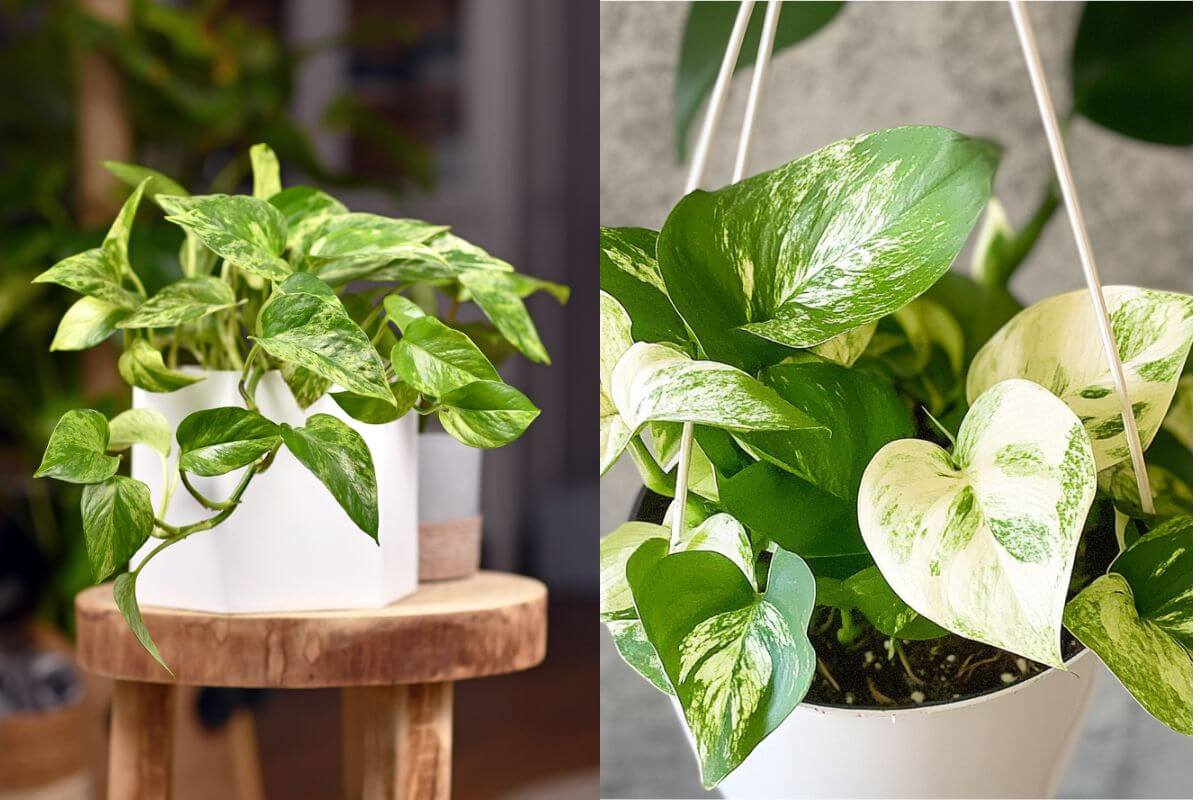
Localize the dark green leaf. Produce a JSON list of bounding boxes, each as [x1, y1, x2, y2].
[[177, 407, 281, 476], [280, 414, 378, 538], [82, 476, 154, 581], [842, 567, 948, 641], [599, 227, 690, 347], [1110, 515, 1192, 651], [390, 316, 500, 397], [35, 409, 120, 484], [437, 380, 539, 448], [118, 340, 203, 393]]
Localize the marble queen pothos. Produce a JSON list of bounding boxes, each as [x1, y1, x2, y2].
[[598, 125, 1193, 789]]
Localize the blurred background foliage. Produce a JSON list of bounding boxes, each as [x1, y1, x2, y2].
[[0, 0, 430, 633]]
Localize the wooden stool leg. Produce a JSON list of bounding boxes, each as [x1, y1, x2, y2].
[[108, 681, 175, 800], [342, 683, 453, 800]]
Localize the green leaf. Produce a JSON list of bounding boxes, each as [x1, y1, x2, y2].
[[599, 227, 690, 347], [841, 567, 948, 641], [601, 521, 669, 621], [382, 294, 426, 332], [925, 271, 1024, 364], [116, 277, 237, 329], [736, 361, 915, 501], [437, 380, 539, 449], [1099, 460, 1193, 520], [967, 287, 1193, 471], [718, 461, 863, 558], [118, 340, 203, 393], [630, 544, 816, 789], [103, 179, 148, 278], [159, 194, 291, 281], [105, 161, 187, 198], [50, 296, 130, 351], [1064, 573, 1191, 734], [249, 143, 282, 200], [33, 249, 142, 309], [600, 292, 636, 474], [108, 409, 171, 459], [1109, 515, 1192, 651], [280, 414, 378, 538], [113, 573, 172, 674], [303, 212, 448, 283], [279, 362, 333, 411], [82, 476, 154, 582], [858, 379, 1097, 667], [331, 382, 419, 424], [885, 296, 965, 377], [458, 269, 550, 364], [810, 321, 877, 367], [1161, 373, 1191, 449], [254, 273, 393, 403], [177, 407, 281, 476], [658, 126, 998, 370], [507, 272, 570, 304], [269, 186, 349, 258], [390, 316, 500, 397], [1072, 2, 1191, 146], [609, 619, 674, 695], [35, 409, 120, 484], [610, 342, 824, 439], [675, 1, 843, 160]]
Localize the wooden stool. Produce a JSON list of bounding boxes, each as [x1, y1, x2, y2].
[[74, 572, 547, 800]]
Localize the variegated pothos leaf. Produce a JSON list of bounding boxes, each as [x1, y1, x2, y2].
[[858, 378, 1097, 667], [600, 292, 635, 474], [966, 286, 1193, 470]]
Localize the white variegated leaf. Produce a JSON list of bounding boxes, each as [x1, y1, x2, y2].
[[600, 521, 668, 621], [610, 343, 821, 436], [677, 513, 755, 584], [967, 287, 1193, 470], [810, 321, 876, 367], [858, 378, 1097, 667], [600, 292, 635, 474]]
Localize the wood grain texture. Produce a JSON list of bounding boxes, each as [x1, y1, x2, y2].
[[343, 684, 453, 800], [108, 681, 174, 800], [75, 572, 547, 687]]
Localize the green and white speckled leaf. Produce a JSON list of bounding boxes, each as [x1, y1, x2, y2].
[[629, 544, 816, 789], [599, 226, 690, 347], [249, 143, 282, 200], [1064, 573, 1192, 735], [159, 194, 292, 282], [608, 619, 673, 695], [966, 287, 1194, 471], [1109, 515, 1192, 652], [1099, 460, 1193, 520], [458, 269, 549, 364], [50, 297, 130, 351], [858, 378, 1097, 667], [610, 343, 822, 439], [657, 126, 997, 370], [810, 321, 876, 367], [678, 513, 756, 584], [118, 341, 203, 393], [600, 521, 668, 621], [889, 296, 965, 376], [116, 277, 237, 329]]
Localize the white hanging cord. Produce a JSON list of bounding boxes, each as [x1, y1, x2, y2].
[[673, 0, 782, 546], [1008, 0, 1155, 516]]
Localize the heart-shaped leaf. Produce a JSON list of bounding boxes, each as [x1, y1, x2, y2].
[[390, 316, 500, 397], [117, 277, 237, 329], [858, 378, 1097, 667], [35, 409, 120, 484], [269, 186, 349, 259], [599, 227, 690, 347], [331, 382, 419, 425], [736, 361, 915, 501], [610, 342, 823, 439], [458, 269, 549, 364], [113, 572, 171, 674], [255, 273, 393, 404], [600, 292, 635, 474], [159, 194, 291, 281], [105, 161, 187, 198], [1109, 515, 1192, 652], [1065, 573, 1192, 734], [629, 543, 816, 789], [108, 409, 171, 459], [177, 407, 281, 476], [382, 294, 426, 332], [82, 475, 154, 581], [658, 126, 997, 370], [279, 362, 332, 411], [437, 380, 539, 449], [967, 286, 1193, 471], [840, 567, 948, 641], [249, 143, 282, 200], [118, 340, 203, 393], [280, 414, 378, 538], [50, 297, 130, 351]]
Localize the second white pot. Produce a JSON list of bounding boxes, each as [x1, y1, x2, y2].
[[676, 649, 1100, 799], [130, 371, 418, 614], [417, 432, 483, 581]]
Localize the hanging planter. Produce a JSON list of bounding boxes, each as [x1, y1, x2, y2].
[[31, 144, 566, 667]]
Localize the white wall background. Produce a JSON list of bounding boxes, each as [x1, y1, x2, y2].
[[599, 2, 1192, 797]]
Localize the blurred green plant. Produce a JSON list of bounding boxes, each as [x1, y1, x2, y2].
[[0, 0, 431, 633]]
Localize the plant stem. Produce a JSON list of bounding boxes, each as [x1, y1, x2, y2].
[[126, 268, 147, 298], [979, 180, 1061, 291], [627, 437, 674, 497], [152, 455, 264, 539], [446, 297, 460, 323], [238, 343, 262, 411], [180, 473, 238, 511]]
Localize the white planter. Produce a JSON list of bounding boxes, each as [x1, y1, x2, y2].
[[676, 649, 1100, 799], [130, 371, 418, 613], [417, 432, 483, 581]]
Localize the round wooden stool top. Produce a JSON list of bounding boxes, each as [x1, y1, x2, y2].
[[75, 571, 547, 688]]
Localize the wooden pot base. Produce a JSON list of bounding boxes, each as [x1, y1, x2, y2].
[[418, 515, 482, 582]]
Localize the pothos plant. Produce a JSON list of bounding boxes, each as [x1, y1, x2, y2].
[[31, 144, 567, 670], [599, 125, 1192, 788]]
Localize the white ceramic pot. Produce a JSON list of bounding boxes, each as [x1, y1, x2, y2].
[[416, 432, 483, 581], [130, 370, 418, 613], [675, 649, 1100, 799]]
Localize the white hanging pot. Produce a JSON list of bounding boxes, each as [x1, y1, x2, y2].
[[417, 431, 483, 581], [675, 649, 1099, 800], [130, 370, 418, 614]]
